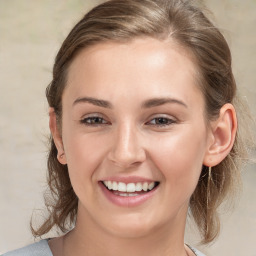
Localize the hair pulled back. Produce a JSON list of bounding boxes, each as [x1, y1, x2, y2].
[[32, 0, 250, 244]]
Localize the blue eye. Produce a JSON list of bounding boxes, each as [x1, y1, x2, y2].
[[80, 116, 109, 126], [147, 117, 176, 126]]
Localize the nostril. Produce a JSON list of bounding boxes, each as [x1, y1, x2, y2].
[[108, 155, 145, 169], [108, 159, 143, 169], [108, 147, 146, 168]]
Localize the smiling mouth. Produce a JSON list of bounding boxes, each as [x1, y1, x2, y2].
[[101, 181, 160, 197]]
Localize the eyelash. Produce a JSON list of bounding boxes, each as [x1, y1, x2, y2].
[[80, 116, 109, 126], [146, 117, 176, 127], [80, 115, 176, 127]]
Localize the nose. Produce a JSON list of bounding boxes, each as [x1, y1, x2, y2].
[[107, 123, 146, 169]]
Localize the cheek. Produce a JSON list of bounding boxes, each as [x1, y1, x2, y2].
[[149, 126, 207, 191], [61, 128, 110, 196]]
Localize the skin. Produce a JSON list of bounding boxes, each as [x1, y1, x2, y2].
[[49, 38, 237, 256]]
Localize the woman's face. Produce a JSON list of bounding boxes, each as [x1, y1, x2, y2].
[[60, 38, 212, 238]]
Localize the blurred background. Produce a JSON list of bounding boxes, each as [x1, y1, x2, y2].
[[0, 0, 255, 255]]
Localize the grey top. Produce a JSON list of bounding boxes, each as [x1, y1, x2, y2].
[[2, 240, 53, 256], [3, 240, 206, 256]]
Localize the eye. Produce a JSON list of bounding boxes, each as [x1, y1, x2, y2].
[[146, 117, 176, 127], [80, 115, 109, 126]]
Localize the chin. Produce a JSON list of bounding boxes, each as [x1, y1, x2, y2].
[[109, 225, 154, 239], [102, 213, 162, 239]]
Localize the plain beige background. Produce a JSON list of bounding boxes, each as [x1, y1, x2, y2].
[[0, 0, 255, 255]]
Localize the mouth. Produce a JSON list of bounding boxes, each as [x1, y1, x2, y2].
[[101, 180, 160, 197]]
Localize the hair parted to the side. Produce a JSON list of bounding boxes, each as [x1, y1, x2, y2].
[[31, 0, 253, 244]]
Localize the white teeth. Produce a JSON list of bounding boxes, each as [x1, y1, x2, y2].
[[142, 182, 148, 191], [112, 181, 118, 191], [118, 182, 126, 192], [148, 182, 155, 190], [129, 193, 139, 196], [114, 192, 140, 197], [135, 183, 142, 191], [102, 181, 158, 193], [118, 193, 128, 197], [126, 183, 136, 192], [107, 181, 112, 190]]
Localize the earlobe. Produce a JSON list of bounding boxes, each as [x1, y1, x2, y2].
[[49, 107, 67, 165], [204, 103, 237, 167]]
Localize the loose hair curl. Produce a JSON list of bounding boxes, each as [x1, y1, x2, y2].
[[32, 0, 252, 244]]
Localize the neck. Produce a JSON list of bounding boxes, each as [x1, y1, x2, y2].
[[62, 205, 189, 256]]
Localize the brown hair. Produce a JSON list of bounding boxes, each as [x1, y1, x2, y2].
[[31, 0, 252, 244]]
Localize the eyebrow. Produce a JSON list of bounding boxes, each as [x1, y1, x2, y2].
[[141, 97, 188, 109], [73, 97, 113, 108], [73, 96, 187, 109]]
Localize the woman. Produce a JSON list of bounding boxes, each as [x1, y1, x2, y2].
[[3, 0, 251, 255]]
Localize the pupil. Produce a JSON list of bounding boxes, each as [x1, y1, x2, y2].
[[157, 118, 167, 124], [93, 117, 101, 123]]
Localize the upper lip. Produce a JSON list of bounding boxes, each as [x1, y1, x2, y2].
[[100, 176, 158, 184]]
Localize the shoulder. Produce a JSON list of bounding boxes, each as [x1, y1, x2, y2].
[[193, 248, 206, 256], [187, 245, 207, 256], [2, 240, 53, 256]]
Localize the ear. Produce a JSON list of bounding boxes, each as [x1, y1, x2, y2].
[[49, 107, 67, 165], [203, 103, 237, 167]]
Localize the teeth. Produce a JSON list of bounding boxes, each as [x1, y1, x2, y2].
[[142, 182, 148, 191], [118, 182, 126, 192], [107, 181, 112, 190], [148, 182, 155, 190], [127, 183, 136, 192], [114, 192, 140, 197], [102, 181, 158, 193], [135, 183, 142, 191], [112, 181, 118, 191]]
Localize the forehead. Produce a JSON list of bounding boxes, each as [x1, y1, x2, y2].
[[68, 37, 197, 76], [64, 37, 203, 108]]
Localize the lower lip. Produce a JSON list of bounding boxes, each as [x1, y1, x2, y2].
[[99, 182, 158, 207]]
